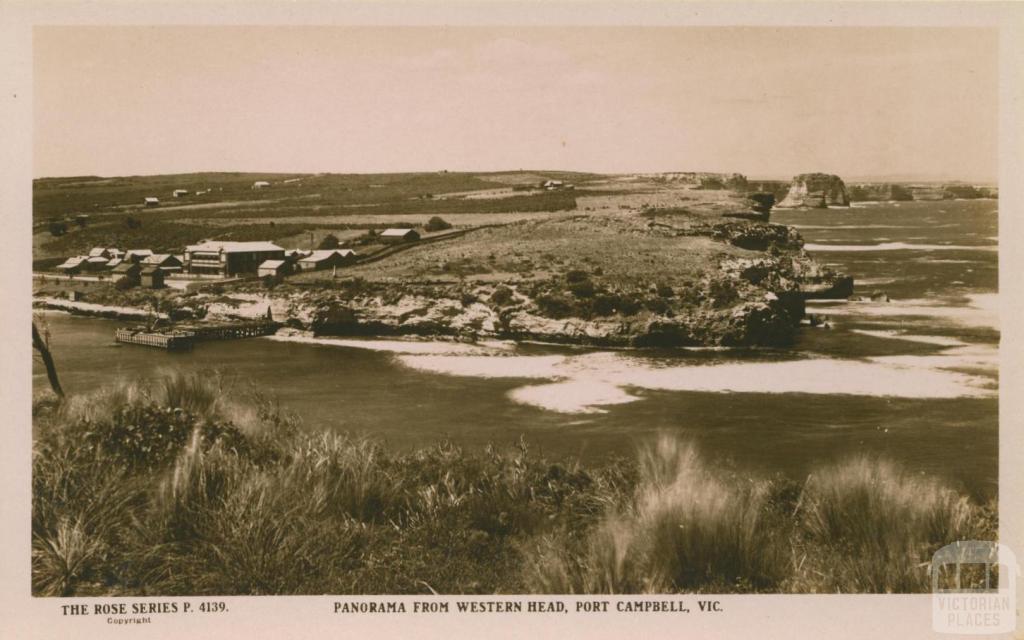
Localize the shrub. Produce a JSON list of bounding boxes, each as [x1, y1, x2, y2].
[[124, 216, 141, 230], [708, 278, 739, 308], [48, 221, 67, 237], [489, 285, 514, 306], [565, 269, 590, 285], [318, 234, 340, 250], [568, 279, 596, 299], [536, 293, 576, 319], [424, 216, 452, 232], [590, 294, 618, 317]]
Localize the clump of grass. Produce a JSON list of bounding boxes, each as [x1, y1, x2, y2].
[[521, 437, 995, 595], [793, 456, 982, 593], [523, 436, 789, 593], [31, 444, 140, 596]]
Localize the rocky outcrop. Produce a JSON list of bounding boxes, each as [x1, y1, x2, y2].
[[777, 174, 850, 209], [846, 182, 996, 202], [170, 243, 850, 349], [643, 172, 749, 190], [720, 193, 775, 221], [847, 183, 913, 202]]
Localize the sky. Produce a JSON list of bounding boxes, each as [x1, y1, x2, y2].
[[33, 26, 998, 181]]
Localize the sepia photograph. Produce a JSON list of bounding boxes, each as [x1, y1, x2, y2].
[[3, 4, 1023, 638]]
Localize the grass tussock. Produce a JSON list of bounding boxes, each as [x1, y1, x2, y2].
[[520, 436, 995, 595], [33, 374, 995, 596]]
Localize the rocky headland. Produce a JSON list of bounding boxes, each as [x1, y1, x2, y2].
[[776, 173, 850, 209], [33, 174, 853, 348]]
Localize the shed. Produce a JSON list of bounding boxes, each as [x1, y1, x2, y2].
[[144, 197, 160, 207], [125, 249, 154, 263], [55, 256, 85, 275], [105, 257, 124, 270], [84, 256, 110, 271], [140, 266, 165, 289], [252, 181, 271, 190], [258, 259, 291, 278], [173, 189, 189, 198], [88, 247, 111, 259], [112, 262, 141, 284], [380, 228, 420, 244], [297, 249, 358, 271], [141, 254, 183, 273]]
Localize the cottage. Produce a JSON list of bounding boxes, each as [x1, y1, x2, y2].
[[296, 249, 357, 271], [105, 257, 124, 270], [184, 240, 286, 276], [55, 256, 86, 275], [144, 197, 160, 207], [140, 266, 165, 288], [172, 189, 189, 198], [112, 262, 141, 285], [542, 180, 564, 190], [125, 249, 154, 264], [141, 253, 183, 273], [88, 247, 112, 259], [284, 249, 311, 262], [380, 228, 420, 244], [257, 259, 292, 278], [252, 181, 271, 190], [84, 256, 110, 271]]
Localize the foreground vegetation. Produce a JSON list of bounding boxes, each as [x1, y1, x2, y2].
[[32, 373, 995, 596]]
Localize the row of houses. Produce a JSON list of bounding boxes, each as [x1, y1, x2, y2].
[[55, 248, 182, 276], [257, 249, 358, 277], [52, 227, 420, 282]]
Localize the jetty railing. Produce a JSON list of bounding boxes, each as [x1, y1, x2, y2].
[[115, 320, 280, 350]]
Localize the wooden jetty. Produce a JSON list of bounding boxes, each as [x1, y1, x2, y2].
[[115, 328, 195, 351], [182, 320, 280, 341], [114, 320, 280, 350]]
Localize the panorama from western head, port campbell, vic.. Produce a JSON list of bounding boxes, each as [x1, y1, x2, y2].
[[28, 25, 999, 599], [31, 169, 999, 596]]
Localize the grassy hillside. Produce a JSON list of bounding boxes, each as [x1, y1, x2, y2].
[[33, 171, 599, 223], [33, 171, 602, 258]]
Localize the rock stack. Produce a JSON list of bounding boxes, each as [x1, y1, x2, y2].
[[777, 173, 850, 208]]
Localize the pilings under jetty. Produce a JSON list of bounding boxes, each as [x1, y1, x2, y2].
[[114, 328, 196, 351], [114, 320, 280, 350]]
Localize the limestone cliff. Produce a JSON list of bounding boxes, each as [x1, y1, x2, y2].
[[777, 174, 850, 209], [847, 183, 913, 202]]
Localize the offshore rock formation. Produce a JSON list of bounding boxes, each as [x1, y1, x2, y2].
[[777, 174, 850, 209], [847, 183, 913, 202]]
